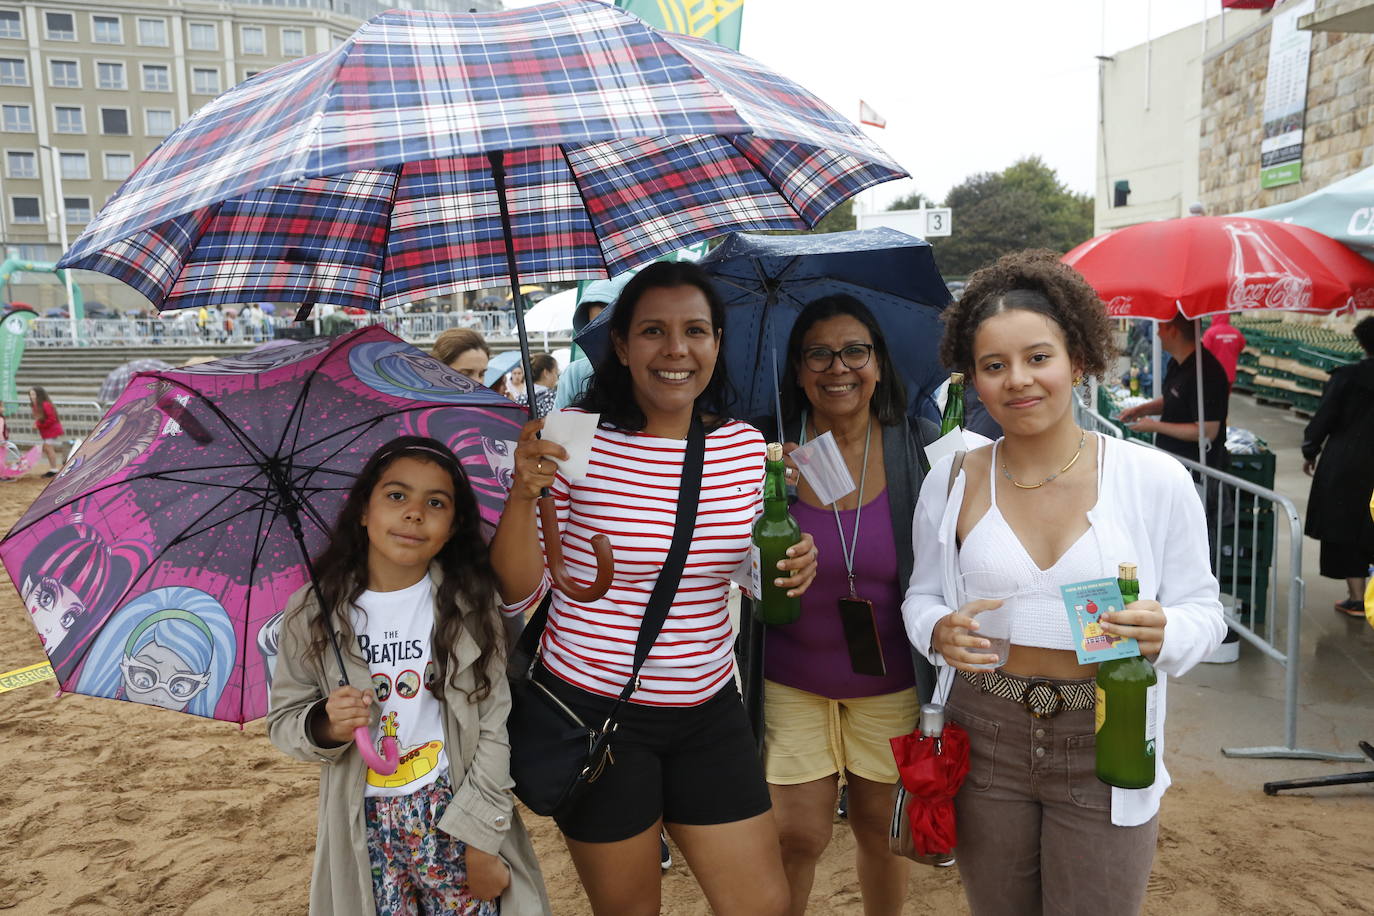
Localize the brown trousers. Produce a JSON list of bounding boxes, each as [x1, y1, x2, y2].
[[946, 675, 1159, 916]]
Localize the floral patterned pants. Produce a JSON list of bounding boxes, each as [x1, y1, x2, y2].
[[364, 775, 500, 916]]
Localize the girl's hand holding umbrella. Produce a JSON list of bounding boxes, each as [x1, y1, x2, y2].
[[311, 684, 373, 746]]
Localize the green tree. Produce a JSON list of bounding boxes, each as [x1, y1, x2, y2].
[[886, 191, 935, 211], [809, 198, 855, 234], [932, 156, 1092, 278]]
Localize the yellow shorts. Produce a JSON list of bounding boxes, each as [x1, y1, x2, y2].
[[762, 680, 920, 785]]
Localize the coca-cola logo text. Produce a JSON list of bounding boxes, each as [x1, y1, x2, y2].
[[1226, 276, 1312, 311], [1104, 295, 1135, 315]]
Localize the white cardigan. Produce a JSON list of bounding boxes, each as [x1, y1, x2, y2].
[[901, 434, 1225, 826]]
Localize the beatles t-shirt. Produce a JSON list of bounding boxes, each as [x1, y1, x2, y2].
[[352, 575, 449, 798]]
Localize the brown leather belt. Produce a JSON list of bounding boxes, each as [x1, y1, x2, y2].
[[958, 669, 1096, 719]]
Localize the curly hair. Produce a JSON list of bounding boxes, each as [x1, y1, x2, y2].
[[938, 249, 1115, 380]]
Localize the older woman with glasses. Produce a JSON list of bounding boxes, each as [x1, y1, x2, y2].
[[739, 294, 937, 916]]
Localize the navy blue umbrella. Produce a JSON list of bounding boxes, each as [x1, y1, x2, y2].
[[577, 227, 952, 421]]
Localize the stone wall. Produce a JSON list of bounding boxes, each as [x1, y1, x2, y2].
[[1199, 3, 1374, 215]]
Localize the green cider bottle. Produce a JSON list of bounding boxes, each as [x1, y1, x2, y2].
[[1095, 562, 1159, 789], [940, 373, 965, 436], [1129, 367, 1141, 398], [751, 442, 802, 625]]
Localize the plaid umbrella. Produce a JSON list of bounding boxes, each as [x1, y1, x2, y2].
[[58, 0, 905, 322], [98, 358, 172, 404]]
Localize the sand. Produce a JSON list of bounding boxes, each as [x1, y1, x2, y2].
[[0, 470, 1370, 915]]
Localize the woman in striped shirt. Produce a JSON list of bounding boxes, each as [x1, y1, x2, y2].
[[491, 262, 818, 916]]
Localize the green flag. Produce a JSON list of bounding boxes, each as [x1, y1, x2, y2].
[[616, 0, 744, 49]]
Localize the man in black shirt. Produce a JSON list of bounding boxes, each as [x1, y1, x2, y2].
[[1118, 314, 1230, 471]]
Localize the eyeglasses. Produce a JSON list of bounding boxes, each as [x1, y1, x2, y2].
[[802, 344, 875, 373], [119, 657, 211, 701]]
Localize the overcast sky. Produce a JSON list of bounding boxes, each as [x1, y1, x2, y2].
[[503, 0, 1245, 206]]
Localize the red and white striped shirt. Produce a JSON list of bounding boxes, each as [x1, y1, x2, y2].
[[505, 416, 764, 706]]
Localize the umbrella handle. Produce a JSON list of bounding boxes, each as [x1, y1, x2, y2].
[[353, 727, 400, 776], [539, 494, 614, 602]]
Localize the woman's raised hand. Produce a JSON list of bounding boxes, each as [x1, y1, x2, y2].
[[1102, 599, 1167, 660], [931, 601, 1004, 671], [510, 418, 569, 502], [775, 531, 819, 597]]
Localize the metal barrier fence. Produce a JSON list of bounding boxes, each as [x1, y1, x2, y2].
[[4, 399, 107, 445], [1074, 400, 1362, 763], [22, 310, 530, 347]]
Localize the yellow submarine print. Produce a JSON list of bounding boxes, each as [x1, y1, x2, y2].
[[366, 712, 444, 789]]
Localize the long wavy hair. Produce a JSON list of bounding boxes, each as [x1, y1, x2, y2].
[[305, 436, 502, 702], [577, 261, 733, 431]]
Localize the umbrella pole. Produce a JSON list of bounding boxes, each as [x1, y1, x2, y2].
[[487, 150, 540, 418], [487, 150, 615, 603], [1194, 318, 1207, 466]]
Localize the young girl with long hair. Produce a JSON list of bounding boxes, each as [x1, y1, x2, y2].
[[268, 436, 549, 916], [902, 250, 1225, 914], [491, 261, 819, 915], [29, 386, 63, 476]]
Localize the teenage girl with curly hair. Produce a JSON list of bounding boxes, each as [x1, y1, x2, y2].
[[902, 250, 1224, 914]]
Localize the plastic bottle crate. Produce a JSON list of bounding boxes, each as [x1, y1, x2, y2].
[[1226, 451, 1275, 490]]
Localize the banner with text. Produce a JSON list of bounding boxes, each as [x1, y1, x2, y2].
[[1259, 0, 1315, 189]]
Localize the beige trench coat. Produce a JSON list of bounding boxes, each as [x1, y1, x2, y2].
[[267, 572, 549, 916]]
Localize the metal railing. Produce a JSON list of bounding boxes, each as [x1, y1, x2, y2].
[[21, 310, 533, 347], [4, 398, 107, 445], [1074, 401, 1362, 763]]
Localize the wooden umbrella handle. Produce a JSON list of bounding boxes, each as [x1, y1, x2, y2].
[[539, 494, 614, 602]]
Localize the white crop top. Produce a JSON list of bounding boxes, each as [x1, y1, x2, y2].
[[957, 436, 1106, 651]]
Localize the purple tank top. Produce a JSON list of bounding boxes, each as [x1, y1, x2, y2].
[[764, 490, 916, 698]]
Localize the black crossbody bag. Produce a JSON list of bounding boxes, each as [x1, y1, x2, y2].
[[506, 417, 706, 818]]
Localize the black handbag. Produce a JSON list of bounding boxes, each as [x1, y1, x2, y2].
[[506, 417, 706, 818]]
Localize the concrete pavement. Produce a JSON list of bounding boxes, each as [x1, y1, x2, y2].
[[1167, 393, 1373, 791]]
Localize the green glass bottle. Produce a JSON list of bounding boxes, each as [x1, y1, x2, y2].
[[940, 373, 965, 436], [751, 442, 802, 625], [1095, 562, 1158, 789], [1128, 367, 1141, 398]]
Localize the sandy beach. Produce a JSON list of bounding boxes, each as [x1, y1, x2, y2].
[[2, 403, 1372, 916]]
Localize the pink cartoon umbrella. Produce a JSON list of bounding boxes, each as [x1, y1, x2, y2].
[[0, 327, 523, 770]]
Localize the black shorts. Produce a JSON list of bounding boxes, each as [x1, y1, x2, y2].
[[537, 669, 772, 843]]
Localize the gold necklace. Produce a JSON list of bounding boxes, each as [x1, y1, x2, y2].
[[1001, 432, 1087, 490]]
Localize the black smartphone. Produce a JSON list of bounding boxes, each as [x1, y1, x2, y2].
[[838, 597, 886, 677]]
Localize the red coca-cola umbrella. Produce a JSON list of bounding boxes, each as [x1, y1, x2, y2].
[[889, 720, 970, 859], [1064, 216, 1374, 320], [1064, 216, 1374, 459]]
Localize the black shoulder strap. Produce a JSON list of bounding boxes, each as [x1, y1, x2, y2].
[[619, 415, 706, 700], [512, 417, 707, 699]]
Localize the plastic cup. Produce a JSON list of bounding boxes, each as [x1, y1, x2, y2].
[[957, 570, 1019, 670]]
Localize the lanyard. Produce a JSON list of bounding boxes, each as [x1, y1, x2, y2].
[[800, 411, 871, 599]]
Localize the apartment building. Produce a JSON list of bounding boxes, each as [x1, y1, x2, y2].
[[0, 0, 499, 307]]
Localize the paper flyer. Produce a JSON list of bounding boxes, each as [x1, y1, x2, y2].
[[1059, 578, 1141, 664]]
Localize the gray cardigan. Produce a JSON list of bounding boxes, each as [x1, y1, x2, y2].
[[737, 414, 937, 742]]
